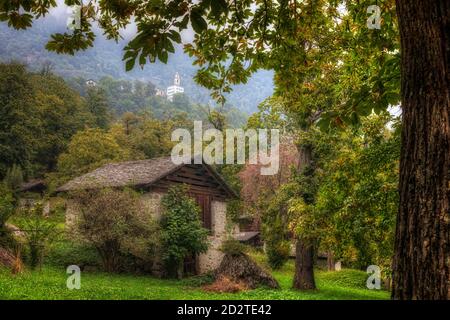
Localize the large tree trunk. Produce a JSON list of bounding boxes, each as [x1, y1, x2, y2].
[[392, 0, 450, 300], [293, 241, 316, 290], [293, 144, 317, 290]]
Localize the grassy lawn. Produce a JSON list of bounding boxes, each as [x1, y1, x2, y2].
[[2, 213, 389, 300], [0, 260, 389, 300]]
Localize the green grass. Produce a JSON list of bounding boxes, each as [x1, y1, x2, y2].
[[0, 259, 390, 300]]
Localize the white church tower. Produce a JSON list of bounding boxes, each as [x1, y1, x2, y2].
[[166, 72, 184, 101]]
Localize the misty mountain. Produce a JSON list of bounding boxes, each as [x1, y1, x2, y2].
[[0, 15, 274, 113]]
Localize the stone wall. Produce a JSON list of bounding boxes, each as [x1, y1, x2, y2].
[[198, 200, 227, 273], [65, 191, 236, 274], [65, 199, 78, 230], [139, 191, 165, 220]]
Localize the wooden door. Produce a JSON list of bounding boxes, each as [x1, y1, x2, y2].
[[193, 194, 212, 232]]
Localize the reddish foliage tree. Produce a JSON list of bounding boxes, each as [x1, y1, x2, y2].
[[239, 137, 300, 229]]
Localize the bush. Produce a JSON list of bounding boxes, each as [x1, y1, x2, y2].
[[45, 240, 100, 269], [3, 164, 23, 192], [0, 184, 16, 248], [160, 185, 209, 278], [266, 240, 291, 270], [220, 239, 247, 256], [225, 199, 242, 223], [0, 184, 15, 228], [261, 192, 292, 270], [21, 202, 58, 269], [72, 188, 160, 273]]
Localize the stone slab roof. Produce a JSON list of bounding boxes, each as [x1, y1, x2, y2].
[[57, 156, 180, 192], [56, 156, 237, 199]]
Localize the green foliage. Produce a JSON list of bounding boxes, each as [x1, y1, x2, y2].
[[220, 239, 246, 256], [0, 16, 272, 114], [314, 114, 400, 271], [262, 189, 293, 270], [115, 112, 180, 159], [0, 0, 405, 289], [30, 72, 95, 173], [0, 63, 38, 178], [1, 1, 398, 119], [21, 202, 58, 269], [3, 164, 23, 191], [72, 188, 160, 273], [53, 128, 132, 184], [70, 76, 249, 127], [160, 185, 209, 278], [86, 87, 112, 129], [266, 241, 291, 271], [225, 199, 242, 224], [93, 76, 157, 115], [0, 63, 95, 178], [254, 158, 316, 271], [0, 183, 15, 241], [45, 240, 100, 269], [0, 182, 17, 252]]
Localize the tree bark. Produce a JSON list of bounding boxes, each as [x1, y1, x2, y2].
[[293, 241, 316, 290], [293, 144, 317, 290], [392, 0, 450, 300]]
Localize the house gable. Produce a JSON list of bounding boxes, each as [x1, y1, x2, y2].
[[57, 156, 237, 201], [146, 163, 236, 200]]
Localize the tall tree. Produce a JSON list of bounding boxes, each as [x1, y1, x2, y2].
[[53, 128, 132, 184], [86, 87, 112, 129], [31, 73, 94, 172], [391, 0, 449, 300], [0, 63, 38, 178]]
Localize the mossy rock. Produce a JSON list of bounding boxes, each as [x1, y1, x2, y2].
[[215, 253, 279, 289]]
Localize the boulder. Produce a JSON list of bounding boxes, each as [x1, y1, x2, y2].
[[213, 253, 279, 290]]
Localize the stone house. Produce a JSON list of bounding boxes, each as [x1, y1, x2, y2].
[[57, 156, 239, 274]]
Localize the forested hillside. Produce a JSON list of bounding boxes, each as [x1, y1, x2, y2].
[[0, 62, 246, 183], [0, 15, 273, 113], [67, 76, 247, 126]]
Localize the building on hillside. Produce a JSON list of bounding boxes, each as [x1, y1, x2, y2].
[[85, 79, 97, 87], [57, 156, 238, 275], [18, 179, 50, 215], [155, 88, 166, 97], [166, 72, 184, 101]]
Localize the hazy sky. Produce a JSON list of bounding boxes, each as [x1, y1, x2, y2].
[[46, 0, 195, 42]]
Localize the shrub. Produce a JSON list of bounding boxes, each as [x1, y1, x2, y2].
[[3, 164, 23, 192], [266, 240, 291, 270], [45, 240, 100, 269], [160, 185, 209, 278], [0, 183, 16, 247], [220, 239, 246, 256], [22, 202, 58, 269], [261, 191, 292, 270], [0, 184, 15, 228], [72, 188, 159, 273], [225, 199, 242, 223]]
